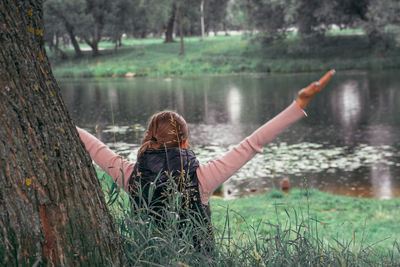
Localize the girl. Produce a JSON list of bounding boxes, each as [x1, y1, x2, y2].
[[77, 69, 335, 246]]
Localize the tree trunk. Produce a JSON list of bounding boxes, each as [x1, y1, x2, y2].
[[65, 23, 82, 58], [0, 2, 123, 266], [165, 3, 177, 43], [69, 33, 82, 58], [178, 5, 184, 55], [54, 32, 69, 60], [118, 35, 122, 47], [85, 39, 100, 57], [200, 0, 205, 41]]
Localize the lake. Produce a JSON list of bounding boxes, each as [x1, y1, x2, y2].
[[59, 70, 400, 199]]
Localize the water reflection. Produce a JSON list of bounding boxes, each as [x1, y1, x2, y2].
[[59, 71, 400, 199], [370, 164, 393, 199], [367, 123, 396, 199], [227, 87, 242, 124], [338, 80, 361, 127]]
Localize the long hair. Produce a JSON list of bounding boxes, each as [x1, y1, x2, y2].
[[137, 111, 189, 160]]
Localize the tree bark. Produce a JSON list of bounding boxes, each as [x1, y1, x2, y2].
[[164, 3, 176, 43], [0, 1, 123, 265]]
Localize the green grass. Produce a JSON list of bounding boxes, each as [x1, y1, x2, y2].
[[49, 32, 400, 78], [97, 169, 400, 266], [211, 189, 400, 253]]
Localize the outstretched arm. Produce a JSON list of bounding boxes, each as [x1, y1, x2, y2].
[[196, 101, 305, 204], [197, 70, 335, 204], [76, 127, 134, 190]]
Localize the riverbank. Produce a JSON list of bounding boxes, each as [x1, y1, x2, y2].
[[50, 33, 400, 78], [97, 170, 400, 256]]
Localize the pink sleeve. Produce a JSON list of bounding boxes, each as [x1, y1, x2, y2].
[[76, 127, 134, 190], [197, 101, 306, 204]]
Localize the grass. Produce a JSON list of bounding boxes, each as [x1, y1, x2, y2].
[[49, 31, 400, 78], [97, 169, 400, 266], [211, 189, 400, 253]]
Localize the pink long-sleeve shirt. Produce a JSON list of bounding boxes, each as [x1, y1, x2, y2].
[[77, 101, 306, 204]]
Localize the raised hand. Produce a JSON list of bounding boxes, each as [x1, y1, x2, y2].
[[296, 69, 335, 109]]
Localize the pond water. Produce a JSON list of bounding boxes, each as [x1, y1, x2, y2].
[[59, 70, 400, 199]]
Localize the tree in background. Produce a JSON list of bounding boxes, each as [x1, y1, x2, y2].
[[44, 0, 86, 58], [0, 1, 124, 265], [204, 0, 230, 36], [125, 0, 177, 42], [164, 1, 177, 42], [247, 0, 290, 42], [105, 0, 134, 49], [362, 0, 400, 50], [225, 0, 249, 31], [44, 0, 113, 57], [43, 0, 399, 58], [43, 4, 69, 59], [82, 0, 112, 56], [200, 0, 205, 40], [247, 0, 399, 51], [130, 0, 162, 38]]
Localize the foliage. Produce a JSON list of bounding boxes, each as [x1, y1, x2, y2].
[[44, 0, 400, 58], [44, 0, 232, 57], [361, 0, 400, 51], [204, 0, 230, 35], [245, 0, 399, 51], [44, 0, 87, 57]]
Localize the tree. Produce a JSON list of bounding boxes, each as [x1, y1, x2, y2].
[[129, 0, 171, 39], [362, 0, 400, 50], [43, 4, 70, 59], [177, 4, 184, 54], [104, 0, 134, 49], [225, 0, 249, 31], [204, 0, 230, 36], [165, 2, 177, 43], [0, 1, 123, 265], [200, 0, 205, 40], [43, 0, 113, 57], [44, 0, 86, 58], [82, 0, 112, 56], [247, 0, 290, 42]]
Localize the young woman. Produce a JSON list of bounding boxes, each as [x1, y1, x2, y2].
[[77, 69, 335, 246]]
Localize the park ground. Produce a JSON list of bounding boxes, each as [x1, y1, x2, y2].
[[49, 30, 400, 78]]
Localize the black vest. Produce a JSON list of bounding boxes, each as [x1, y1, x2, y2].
[[128, 148, 213, 248]]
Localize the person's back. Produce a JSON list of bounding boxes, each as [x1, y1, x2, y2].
[[129, 147, 214, 250]]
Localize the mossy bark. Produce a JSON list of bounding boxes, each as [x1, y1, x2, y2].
[[0, 1, 123, 266]]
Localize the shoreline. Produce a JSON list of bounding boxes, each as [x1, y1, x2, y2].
[[49, 35, 400, 79]]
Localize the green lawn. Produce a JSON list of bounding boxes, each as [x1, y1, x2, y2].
[[211, 189, 400, 253], [49, 32, 400, 78]]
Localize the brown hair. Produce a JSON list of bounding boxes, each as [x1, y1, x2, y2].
[[137, 111, 189, 160]]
